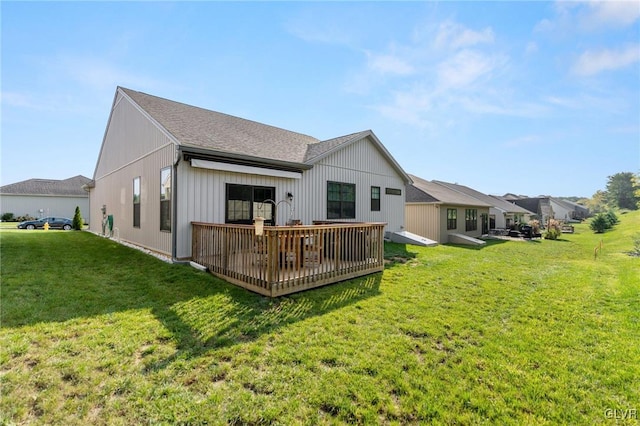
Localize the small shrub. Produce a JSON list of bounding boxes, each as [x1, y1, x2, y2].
[[1, 212, 15, 222], [632, 234, 640, 257], [605, 210, 619, 227], [590, 213, 610, 233], [528, 219, 540, 235], [72, 206, 83, 231], [545, 228, 561, 240], [544, 219, 562, 240]]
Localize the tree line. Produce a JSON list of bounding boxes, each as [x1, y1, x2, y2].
[[578, 172, 640, 214]]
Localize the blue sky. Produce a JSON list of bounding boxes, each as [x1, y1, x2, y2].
[[2, 1, 639, 197]]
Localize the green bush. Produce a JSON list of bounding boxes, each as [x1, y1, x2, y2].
[[544, 228, 561, 240], [605, 210, 619, 227], [72, 206, 83, 231], [544, 219, 562, 240], [1, 212, 15, 222], [590, 213, 610, 233], [632, 234, 640, 256]]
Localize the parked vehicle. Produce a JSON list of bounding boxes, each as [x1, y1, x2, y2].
[[17, 217, 73, 230]]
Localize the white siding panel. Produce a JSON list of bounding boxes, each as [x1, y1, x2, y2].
[[175, 135, 408, 259], [90, 91, 177, 256], [90, 144, 175, 256], [95, 93, 175, 180], [311, 137, 406, 231]]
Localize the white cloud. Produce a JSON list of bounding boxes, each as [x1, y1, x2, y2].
[[437, 50, 497, 89], [1, 92, 39, 109], [348, 18, 546, 129], [582, 1, 640, 29], [367, 52, 415, 76], [372, 91, 432, 128], [434, 21, 495, 49], [571, 44, 640, 75], [535, 0, 640, 33]]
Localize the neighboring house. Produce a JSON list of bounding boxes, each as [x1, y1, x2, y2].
[[549, 197, 589, 221], [87, 87, 411, 260], [0, 175, 90, 221], [405, 175, 491, 244], [507, 196, 588, 224], [509, 197, 553, 226], [432, 180, 533, 230]]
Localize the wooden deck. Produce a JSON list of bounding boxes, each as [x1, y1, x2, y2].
[[191, 222, 386, 297]]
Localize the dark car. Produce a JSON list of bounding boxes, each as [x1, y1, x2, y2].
[[17, 217, 73, 230]]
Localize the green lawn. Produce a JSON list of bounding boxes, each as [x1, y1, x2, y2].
[[1, 212, 638, 425]]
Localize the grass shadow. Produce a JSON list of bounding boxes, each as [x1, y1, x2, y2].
[[147, 273, 381, 370], [1, 230, 381, 368], [447, 238, 511, 250], [383, 242, 418, 268]]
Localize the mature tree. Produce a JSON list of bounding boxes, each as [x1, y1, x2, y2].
[[605, 172, 640, 210], [584, 190, 608, 214], [633, 174, 640, 209]]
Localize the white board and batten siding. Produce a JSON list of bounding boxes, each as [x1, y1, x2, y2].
[[90, 92, 176, 256], [93, 96, 407, 260], [174, 136, 407, 259], [174, 165, 300, 258], [306, 136, 406, 229]]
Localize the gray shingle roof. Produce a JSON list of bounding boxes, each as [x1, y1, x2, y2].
[[0, 175, 91, 196], [433, 180, 533, 214], [121, 87, 320, 164], [407, 175, 491, 207], [489, 195, 534, 214], [118, 87, 410, 183]]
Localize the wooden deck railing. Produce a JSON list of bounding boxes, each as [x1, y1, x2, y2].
[[191, 222, 386, 297]]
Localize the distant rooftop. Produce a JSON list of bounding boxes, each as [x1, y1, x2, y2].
[[1, 175, 91, 197]]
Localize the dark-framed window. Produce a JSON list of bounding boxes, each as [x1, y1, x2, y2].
[[226, 184, 275, 225], [133, 176, 141, 228], [465, 208, 478, 231], [327, 181, 356, 219], [447, 208, 457, 230], [160, 167, 171, 232], [371, 186, 381, 211]]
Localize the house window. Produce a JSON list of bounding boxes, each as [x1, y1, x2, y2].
[[160, 167, 171, 232], [385, 188, 402, 196], [226, 184, 275, 225], [371, 186, 380, 211], [133, 176, 141, 228], [447, 208, 457, 230], [465, 209, 478, 231], [327, 181, 355, 219]]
